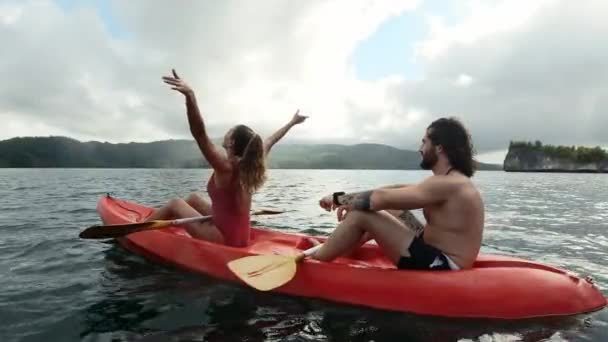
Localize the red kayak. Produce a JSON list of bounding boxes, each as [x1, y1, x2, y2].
[[97, 195, 607, 319]]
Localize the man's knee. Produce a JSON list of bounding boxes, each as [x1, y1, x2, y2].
[[344, 210, 369, 223], [344, 211, 380, 231]]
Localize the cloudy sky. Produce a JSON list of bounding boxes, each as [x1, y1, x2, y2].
[[1, 0, 607, 163]]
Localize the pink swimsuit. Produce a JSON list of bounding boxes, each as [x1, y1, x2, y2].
[[207, 173, 251, 247]]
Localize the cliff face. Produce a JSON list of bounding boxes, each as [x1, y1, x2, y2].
[[504, 146, 608, 173]]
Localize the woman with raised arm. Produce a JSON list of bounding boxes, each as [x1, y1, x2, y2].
[[146, 69, 307, 247]]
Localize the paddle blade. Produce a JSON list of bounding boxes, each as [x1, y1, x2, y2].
[[227, 254, 297, 291], [79, 220, 170, 239]]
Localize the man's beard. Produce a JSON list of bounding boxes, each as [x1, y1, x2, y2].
[[420, 150, 438, 170]]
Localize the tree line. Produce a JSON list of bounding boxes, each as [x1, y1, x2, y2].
[[509, 140, 607, 163]]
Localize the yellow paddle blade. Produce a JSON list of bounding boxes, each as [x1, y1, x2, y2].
[[79, 220, 171, 239], [227, 254, 298, 291]]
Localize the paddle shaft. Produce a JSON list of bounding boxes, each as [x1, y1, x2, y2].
[[168, 215, 212, 226], [164, 209, 280, 226], [80, 209, 283, 239]]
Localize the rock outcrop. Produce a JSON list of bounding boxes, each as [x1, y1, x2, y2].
[[504, 142, 608, 173]]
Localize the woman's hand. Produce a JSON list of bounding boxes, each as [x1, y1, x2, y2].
[[162, 69, 194, 97], [290, 109, 308, 125]]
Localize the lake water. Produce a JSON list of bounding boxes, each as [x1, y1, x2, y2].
[[0, 169, 607, 341]]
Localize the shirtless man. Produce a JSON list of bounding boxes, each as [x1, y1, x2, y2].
[[310, 117, 484, 270]]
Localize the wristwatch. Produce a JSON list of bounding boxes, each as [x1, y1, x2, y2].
[[332, 191, 345, 206]]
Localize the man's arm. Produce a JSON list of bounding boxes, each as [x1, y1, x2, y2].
[[379, 184, 410, 189], [334, 177, 450, 211]]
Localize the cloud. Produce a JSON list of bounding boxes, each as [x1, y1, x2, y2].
[[1, 0, 607, 162], [392, 0, 608, 152], [0, 0, 419, 144]]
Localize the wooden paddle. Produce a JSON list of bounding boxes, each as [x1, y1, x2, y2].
[[227, 243, 324, 291], [79, 208, 284, 239]]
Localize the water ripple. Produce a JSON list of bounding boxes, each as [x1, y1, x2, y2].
[[0, 169, 606, 342]]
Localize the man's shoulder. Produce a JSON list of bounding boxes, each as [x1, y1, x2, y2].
[[423, 174, 468, 186], [423, 174, 479, 195]]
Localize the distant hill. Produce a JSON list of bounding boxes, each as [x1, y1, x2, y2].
[[0, 136, 501, 170]]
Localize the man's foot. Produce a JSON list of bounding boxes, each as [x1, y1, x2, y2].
[[307, 237, 321, 247], [296, 237, 322, 250]]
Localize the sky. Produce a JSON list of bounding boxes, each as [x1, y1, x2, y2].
[[1, 0, 607, 164]]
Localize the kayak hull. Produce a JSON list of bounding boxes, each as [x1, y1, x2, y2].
[[97, 195, 607, 319]]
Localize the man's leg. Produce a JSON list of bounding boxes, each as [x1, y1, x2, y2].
[[338, 210, 423, 256], [386, 209, 424, 235], [312, 210, 417, 265]]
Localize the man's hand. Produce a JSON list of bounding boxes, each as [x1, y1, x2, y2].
[[319, 194, 334, 212], [320, 195, 350, 221], [336, 205, 349, 221]]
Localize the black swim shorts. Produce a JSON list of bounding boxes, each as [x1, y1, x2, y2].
[[397, 234, 457, 271]]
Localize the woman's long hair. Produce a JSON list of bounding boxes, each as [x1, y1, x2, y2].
[[231, 125, 267, 194]]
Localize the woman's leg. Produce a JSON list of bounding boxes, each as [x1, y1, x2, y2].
[[146, 198, 179, 221], [147, 198, 223, 244], [185, 193, 212, 215], [147, 193, 211, 220]]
